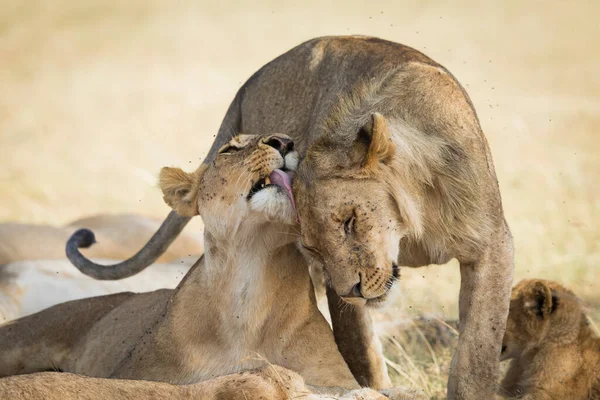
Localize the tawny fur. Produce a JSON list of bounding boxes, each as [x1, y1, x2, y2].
[[0, 134, 423, 400], [0, 213, 203, 265], [0, 365, 422, 400], [500, 279, 600, 399]]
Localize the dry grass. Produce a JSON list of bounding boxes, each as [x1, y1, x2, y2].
[[1, 1, 598, 398]]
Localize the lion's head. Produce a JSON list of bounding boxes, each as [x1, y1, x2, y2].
[[293, 113, 424, 307], [160, 134, 299, 231], [500, 279, 586, 361]]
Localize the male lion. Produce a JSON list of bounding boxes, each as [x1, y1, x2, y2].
[[0, 134, 421, 399], [67, 36, 514, 399], [500, 279, 600, 399]]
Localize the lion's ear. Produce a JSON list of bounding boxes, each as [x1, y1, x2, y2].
[[159, 165, 206, 217], [356, 113, 395, 170], [524, 281, 554, 319]]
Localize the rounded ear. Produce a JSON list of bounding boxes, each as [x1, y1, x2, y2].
[[356, 113, 396, 169], [159, 164, 207, 217], [524, 281, 554, 319]]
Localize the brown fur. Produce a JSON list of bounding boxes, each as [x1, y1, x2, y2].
[[0, 365, 423, 400], [0, 366, 336, 400], [0, 134, 423, 400], [0, 214, 203, 266], [500, 279, 600, 399]]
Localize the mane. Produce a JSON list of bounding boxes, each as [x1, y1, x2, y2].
[[311, 66, 492, 259]]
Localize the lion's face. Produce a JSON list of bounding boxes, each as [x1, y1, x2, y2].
[[295, 175, 401, 307], [160, 134, 299, 228], [501, 279, 583, 361], [293, 114, 408, 307]]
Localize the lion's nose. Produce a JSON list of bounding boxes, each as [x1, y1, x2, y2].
[[264, 135, 294, 157], [344, 280, 363, 299]]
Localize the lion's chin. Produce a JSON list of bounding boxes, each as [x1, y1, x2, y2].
[[248, 187, 296, 224]]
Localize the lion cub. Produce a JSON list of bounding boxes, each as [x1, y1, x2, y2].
[[0, 134, 421, 399], [500, 279, 600, 399]]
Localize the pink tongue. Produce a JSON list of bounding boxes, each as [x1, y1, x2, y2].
[[269, 169, 297, 212]]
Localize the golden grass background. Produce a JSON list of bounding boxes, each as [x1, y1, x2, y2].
[[1, 1, 598, 397]]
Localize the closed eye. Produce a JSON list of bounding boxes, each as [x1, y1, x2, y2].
[[218, 145, 243, 154]]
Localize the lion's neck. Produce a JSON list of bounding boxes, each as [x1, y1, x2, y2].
[[166, 221, 310, 345]]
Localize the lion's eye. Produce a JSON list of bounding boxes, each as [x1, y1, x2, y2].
[[344, 214, 356, 236], [219, 145, 242, 154]]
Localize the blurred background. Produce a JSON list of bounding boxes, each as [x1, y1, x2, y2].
[[1, 1, 598, 397]]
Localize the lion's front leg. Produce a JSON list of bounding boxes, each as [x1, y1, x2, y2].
[[447, 224, 514, 400], [326, 286, 391, 389]]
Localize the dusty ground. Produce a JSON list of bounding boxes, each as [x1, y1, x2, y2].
[[1, 1, 598, 398]]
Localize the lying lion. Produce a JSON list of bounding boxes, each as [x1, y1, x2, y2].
[[0, 213, 203, 266], [500, 279, 600, 399], [0, 365, 399, 400], [0, 134, 422, 399]]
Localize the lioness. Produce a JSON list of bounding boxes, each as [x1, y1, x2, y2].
[[0, 134, 421, 399], [500, 279, 600, 399], [0, 213, 203, 266], [67, 36, 514, 399]]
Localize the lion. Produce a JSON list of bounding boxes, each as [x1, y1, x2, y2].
[[0, 213, 203, 266], [0, 259, 189, 322], [0, 134, 423, 399], [66, 36, 514, 399], [499, 279, 600, 399], [0, 366, 408, 400]]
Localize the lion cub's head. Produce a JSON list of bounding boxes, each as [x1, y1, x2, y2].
[[160, 134, 299, 230], [501, 279, 586, 361]]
